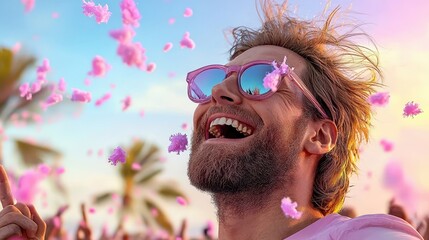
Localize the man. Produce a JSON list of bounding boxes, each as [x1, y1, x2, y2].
[[186, 1, 423, 239]]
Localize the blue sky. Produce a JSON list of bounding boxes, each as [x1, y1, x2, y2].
[[1, 0, 429, 237]]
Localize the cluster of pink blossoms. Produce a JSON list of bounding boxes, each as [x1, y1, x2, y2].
[[19, 59, 50, 100], [82, 0, 111, 24]]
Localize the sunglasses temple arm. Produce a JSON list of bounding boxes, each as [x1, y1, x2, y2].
[[288, 73, 330, 119]]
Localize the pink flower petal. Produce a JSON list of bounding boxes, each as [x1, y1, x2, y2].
[[176, 196, 187, 206], [368, 92, 390, 107], [95, 92, 111, 107], [89, 207, 96, 214], [380, 139, 394, 152], [121, 96, 131, 111], [263, 57, 290, 92], [117, 42, 146, 69], [12, 42, 21, 53], [82, 0, 111, 24], [120, 0, 141, 27], [131, 163, 141, 170], [19, 83, 31, 98], [109, 26, 135, 43], [58, 78, 66, 92], [52, 12, 60, 19], [168, 133, 188, 155], [150, 208, 158, 217], [98, 148, 104, 157], [383, 161, 404, 188], [146, 63, 156, 73], [13, 168, 47, 204], [183, 7, 193, 17], [21, 0, 35, 12], [84, 78, 91, 86], [71, 89, 92, 103], [280, 197, 302, 219], [179, 32, 195, 49], [181, 123, 188, 130], [45, 93, 63, 107], [88, 56, 110, 77], [56, 167, 65, 175], [163, 42, 173, 52], [403, 101, 423, 118], [108, 146, 127, 166], [38, 164, 51, 175], [168, 18, 175, 24]]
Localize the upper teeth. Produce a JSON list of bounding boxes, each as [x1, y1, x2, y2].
[[209, 117, 253, 137]]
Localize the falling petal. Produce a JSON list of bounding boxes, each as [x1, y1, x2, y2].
[[179, 32, 195, 49], [183, 7, 193, 17], [163, 42, 173, 52], [131, 163, 141, 170], [368, 92, 390, 107], [71, 89, 92, 103], [121, 96, 131, 111], [21, 0, 35, 12], [403, 101, 423, 118], [108, 147, 127, 166], [380, 139, 394, 152], [120, 0, 141, 27], [176, 196, 187, 206], [82, 0, 111, 24], [88, 56, 110, 77], [168, 133, 188, 154], [280, 197, 302, 219]]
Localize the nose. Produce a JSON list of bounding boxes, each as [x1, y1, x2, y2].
[[211, 73, 243, 105]]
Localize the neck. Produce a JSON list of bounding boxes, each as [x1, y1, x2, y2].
[[214, 160, 323, 240], [215, 191, 322, 240]]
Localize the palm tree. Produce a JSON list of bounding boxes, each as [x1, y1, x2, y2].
[[93, 139, 188, 235], [0, 47, 62, 166], [0, 47, 68, 199]]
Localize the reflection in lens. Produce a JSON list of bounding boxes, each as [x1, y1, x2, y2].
[[240, 64, 274, 96], [191, 68, 225, 100]]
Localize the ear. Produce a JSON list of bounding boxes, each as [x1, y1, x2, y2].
[[304, 120, 337, 155]]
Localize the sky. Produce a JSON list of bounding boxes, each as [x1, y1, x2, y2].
[[1, 0, 429, 237]]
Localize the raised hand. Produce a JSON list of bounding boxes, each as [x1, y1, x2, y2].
[[76, 203, 93, 240], [0, 165, 46, 239], [45, 205, 69, 240]]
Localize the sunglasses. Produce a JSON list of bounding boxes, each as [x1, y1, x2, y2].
[[186, 59, 329, 119]]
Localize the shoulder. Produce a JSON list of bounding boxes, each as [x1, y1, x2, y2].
[[337, 214, 423, 240], [285, 214, 423, 240]]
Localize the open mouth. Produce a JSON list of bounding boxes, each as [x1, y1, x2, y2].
[[207, 117, 254, 139]]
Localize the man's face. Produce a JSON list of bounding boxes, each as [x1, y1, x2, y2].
[[188, 45, 309, 194]]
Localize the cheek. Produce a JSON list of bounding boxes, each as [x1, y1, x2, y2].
[[193, 104, 209, 128]]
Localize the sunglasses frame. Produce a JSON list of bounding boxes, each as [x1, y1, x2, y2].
[[186, 59, 329, 119]]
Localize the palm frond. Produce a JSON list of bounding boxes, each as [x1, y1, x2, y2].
[[0, 48, 35, 111], [138, 144, 160, 167], [0, 48, 13, 82], [144, 199, 174, 234], [2, 84, 51, 123], [93, 192, 115, 205], [135, 168, 163, 185], [14, 139, 61, 166], [157, 185, 188, 201]]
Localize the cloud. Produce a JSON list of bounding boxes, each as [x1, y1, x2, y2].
[[133, 81, 197, 115]]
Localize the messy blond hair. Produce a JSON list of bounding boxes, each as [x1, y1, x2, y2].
[[229, 1, 382, 215]]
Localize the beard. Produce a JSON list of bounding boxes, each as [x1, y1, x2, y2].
[[188, 106, 306, 195]]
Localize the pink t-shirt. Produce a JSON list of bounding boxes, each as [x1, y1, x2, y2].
[[285, 214, 423, 240]]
